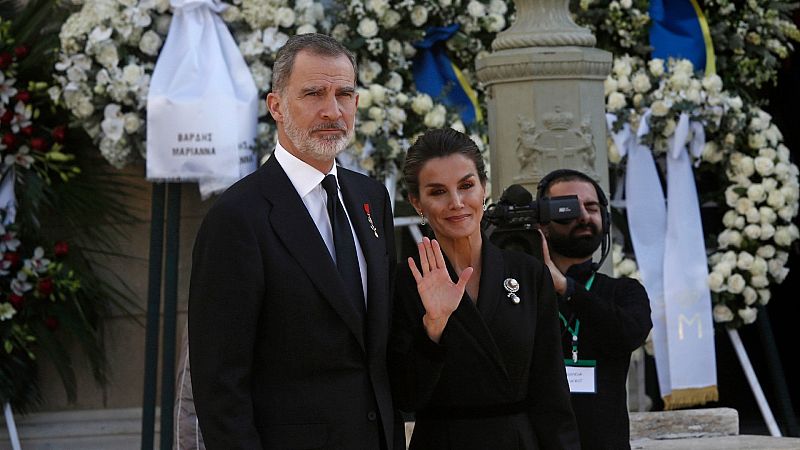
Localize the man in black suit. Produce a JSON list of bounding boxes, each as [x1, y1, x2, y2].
[[189, 33, 400, 449]]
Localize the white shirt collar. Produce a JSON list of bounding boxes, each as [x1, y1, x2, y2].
[[273, 141, 339, 198]]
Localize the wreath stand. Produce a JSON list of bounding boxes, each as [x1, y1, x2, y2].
[[3, 402, 21, 450]]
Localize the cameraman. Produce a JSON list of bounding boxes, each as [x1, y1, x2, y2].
[[537, 169, 652, 450]]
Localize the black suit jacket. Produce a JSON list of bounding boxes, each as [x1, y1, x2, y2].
[[189, 155, 399, 449], [389, 240, 580, 450]]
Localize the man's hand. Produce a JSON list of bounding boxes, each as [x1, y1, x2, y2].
[[408, 237, 473, 343], [539, 229, 567, 295]]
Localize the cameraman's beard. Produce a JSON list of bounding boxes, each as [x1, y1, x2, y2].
[[282, 106, 353, 160], [547, 222, 603, 259]]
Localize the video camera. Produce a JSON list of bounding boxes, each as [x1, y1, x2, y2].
[[482, 184, 581, 259]]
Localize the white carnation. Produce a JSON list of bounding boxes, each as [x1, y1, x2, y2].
[[467, 0, 486, 17], [727, 273, 746, 294], [708, 271, 725, 292], [743, 287, 758, 305], [411, 94, 434, 115], [139, 30, 162, 56], [651, 100, 670, 117], [743, 224, 761, 240], [368, 84, 387, 104], [424, 105, 447, 128], [754, 156, 775, 176], [758, 289, 771, 305], [737, 252, 754, 270], [750, 275, 769, 288], [648, 59, 665, 77], [607, 92, 626, 112]]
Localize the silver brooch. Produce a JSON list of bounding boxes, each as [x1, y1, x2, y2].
[[503, 278, 520, 304]]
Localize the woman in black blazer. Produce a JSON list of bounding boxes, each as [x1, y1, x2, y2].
[[389, 128, 580, 449]]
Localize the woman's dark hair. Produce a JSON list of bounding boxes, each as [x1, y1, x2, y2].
[[402, 128, 487, 198]]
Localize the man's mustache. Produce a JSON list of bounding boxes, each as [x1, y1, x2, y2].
[[570, 222, 599, 236], [310, 121, 347, 133]]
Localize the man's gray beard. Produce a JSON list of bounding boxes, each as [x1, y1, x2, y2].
[[282, 106, 354, 161]]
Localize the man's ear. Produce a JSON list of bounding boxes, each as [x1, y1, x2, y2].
[[266, 92, 283, 123]]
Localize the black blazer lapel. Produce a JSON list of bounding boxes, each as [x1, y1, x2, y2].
[[260, 157, 366, 350], [339, 170, 389, 357], [444, 243, 510, 382]]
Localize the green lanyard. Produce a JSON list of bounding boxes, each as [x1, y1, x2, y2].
[[559, 273, 595, 363]]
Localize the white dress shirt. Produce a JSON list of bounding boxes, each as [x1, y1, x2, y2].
[[273, 143, 368, 306]]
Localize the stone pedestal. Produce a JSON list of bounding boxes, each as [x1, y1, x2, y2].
[[476, 46, 611, 197]]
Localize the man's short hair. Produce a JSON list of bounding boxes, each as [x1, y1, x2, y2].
[[271, 34, 357, 95]]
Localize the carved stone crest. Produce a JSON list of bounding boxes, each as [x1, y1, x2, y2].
[[515, 106, 596, 182]]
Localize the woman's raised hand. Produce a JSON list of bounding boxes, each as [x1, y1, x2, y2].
[[408, 237, 473, 343]]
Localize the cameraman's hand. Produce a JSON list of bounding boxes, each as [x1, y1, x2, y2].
[[408, 237, 472, 343], [539, 229, 567, 295]]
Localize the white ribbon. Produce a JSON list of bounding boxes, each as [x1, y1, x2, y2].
[[147, 0, 258, 198], [663, 113, 717, 398], [613, 110, 717, 406]]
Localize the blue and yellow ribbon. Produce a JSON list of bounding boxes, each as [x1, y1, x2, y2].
[[412, 24, 483, 125], [649, 0, 716, 75]]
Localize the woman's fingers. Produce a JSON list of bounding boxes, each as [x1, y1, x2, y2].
[[408, 257, 422, 283], [432, 239, 446, 271], [455, 266, 474, 291], [417, 239, 430, 274], [423, 237, 437, 270]]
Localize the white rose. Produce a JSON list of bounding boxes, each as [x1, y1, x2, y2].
[[759, 206, 777, 224], [743, 287, 758, 305], [359, 120, 380, 137], [754, 156, 775, 176], [123, 113, 141, 134], [604, 76, 618, 96], [608, 141, 621, 164], [486, 13, 506, 32], [411, 94, 434, 115], [368, 106, 385, 122], [734, 216, 746, 229], [774, 227, 793, 246], [702, 141, 722, 163], [767, 190, 786, 209], [725, 186, 740, 207], [768, 259, 789, 282], [620, 0, 632, 8], [750, 257, 768, 276], [387, 107, 407, 125], [759, 147, 777, 160], [424, 105, 447, 128], [618, 259, 637, 276], [616, 75, 631, 93], [410, 5, 429, 26], [467, 0, 486, 17], [74, 96, 95, 119], [778, 206, 795, 222], [778, 145, 791, 162], [713, 304, 734, 323], [722, 250, 738, 265], [359, 61, 382, 85], [686, 88, 702, 104], [648, 59, 665, 77], [738, 307, 758, 325], [386, 72, 403, 91], [702, 74, 723, 93], [749, 133, 767, 149], [708, 271, 725, 292], [750, 275, 769, 288], [738, 156, 755, 177], [773, 162, 791, 181], [729, 95, 743, 110], [368, 84, 387, 104], [613, 57, 632, 77], [651, 100, 670, 117], [382, 10, 402, 28], [607, 92, 626, 112], [489, 0, 508, 14], [745, 206, 761, 223], [758, 289, 771, 305], [357, 88, 372, 109], [727, 273, 746, 294], [357, 18, 379, 38], [722, 210, 739, 228], [121, 63, 144, 85], [713, 261, 733, 278], [760, 222, 775, 240], [737, 252, 754, 270], [95, 42, 119, 68], [720, 229, 742, 248], [756, 245, 776, 259], [139, 30, 162, 56], [736, 197, 754, 215], [743, 224, 761, 240]]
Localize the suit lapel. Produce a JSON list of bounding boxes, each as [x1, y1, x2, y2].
[[339, 170, 388, 357], [260, 158, 365, 350]]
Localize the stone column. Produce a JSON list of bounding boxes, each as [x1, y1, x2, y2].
[[476, 0, 612, 198]]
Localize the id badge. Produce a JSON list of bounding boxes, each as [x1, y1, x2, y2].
[[564, 359, 597, 394]]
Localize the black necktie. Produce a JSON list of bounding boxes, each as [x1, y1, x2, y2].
[[321, 174, 365, 319]]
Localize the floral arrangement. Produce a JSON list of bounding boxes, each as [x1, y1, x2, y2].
[[604, 54, 800, 328], [1, 5, 132, 411], [571, 0, 800, 98], [53, 0, 506, 178]]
